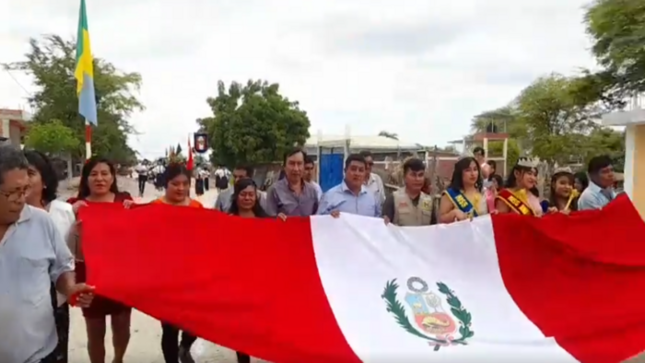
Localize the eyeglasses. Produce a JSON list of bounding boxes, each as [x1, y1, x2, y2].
[[0, 186, 31, 202]]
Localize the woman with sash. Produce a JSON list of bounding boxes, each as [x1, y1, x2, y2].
[[496, 157, 542, 216], [547, 167, 578, 213], [438, 156, 487, 223]]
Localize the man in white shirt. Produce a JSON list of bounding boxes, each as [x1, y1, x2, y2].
[[359, 151, 386, 205], [0, 146, 93, 363]]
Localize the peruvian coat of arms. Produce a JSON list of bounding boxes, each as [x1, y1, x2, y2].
[[381, 277, 474, 351]]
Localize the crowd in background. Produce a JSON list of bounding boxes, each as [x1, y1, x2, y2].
[[0, 143, 620, 363]]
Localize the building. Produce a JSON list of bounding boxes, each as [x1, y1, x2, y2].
[[0, 109, 30, 148], [601, 96, 645, 217]]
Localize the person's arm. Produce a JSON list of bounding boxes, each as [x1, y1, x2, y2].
[[264, 187, 278, 216], [49, 218, 76, 297], [376, 175, 386, 205], [438, 194, 462, 223], [374, 195, 382, 218], [317, 192, 332, 215], [382, 194, 395, 222], [495, 199, 511, 214]]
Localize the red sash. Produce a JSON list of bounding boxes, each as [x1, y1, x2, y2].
[[496, 189, 534, 216]]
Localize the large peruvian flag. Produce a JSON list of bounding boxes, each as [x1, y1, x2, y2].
[[80, 195, 645, 363]]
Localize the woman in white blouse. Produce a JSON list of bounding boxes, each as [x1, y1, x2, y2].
[[24, 150, 75, 363]]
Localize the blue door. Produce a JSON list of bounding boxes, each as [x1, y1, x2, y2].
[[319, 152, 343, 192]]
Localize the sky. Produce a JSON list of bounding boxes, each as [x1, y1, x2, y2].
[[0, 0, 599, 159]]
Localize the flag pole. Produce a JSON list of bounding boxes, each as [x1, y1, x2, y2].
[[85, 118, 92, 159]]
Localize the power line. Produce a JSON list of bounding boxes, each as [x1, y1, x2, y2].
[[2, 67, 32, 97]]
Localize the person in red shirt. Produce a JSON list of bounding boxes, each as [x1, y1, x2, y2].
[[67, 157, 132, 363]]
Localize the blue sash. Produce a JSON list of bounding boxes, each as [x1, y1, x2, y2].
[[444, 188, 478, 217]]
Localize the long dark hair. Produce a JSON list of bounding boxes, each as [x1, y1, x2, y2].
[[573, 171, 589, 192], [505, 165, 537, 188], [23, 150, 58, 203], [549, 171, 577, 211], [78, 157, 119, 199], [228, 178, 268, 217], [449, 157, 482, 192], [164, 163, 191, 188]]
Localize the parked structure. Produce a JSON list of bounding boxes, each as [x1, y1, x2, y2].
[[602, 95, 645, 217], [0, 108, 30, 148]]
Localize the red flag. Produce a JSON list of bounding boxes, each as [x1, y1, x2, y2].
[[186, 136, 194, 171], [80, 196, 645, 363]]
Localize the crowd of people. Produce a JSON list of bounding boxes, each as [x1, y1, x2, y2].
[[0, 143, 619, 363]]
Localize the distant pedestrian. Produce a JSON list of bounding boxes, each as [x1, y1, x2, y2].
[[135, 162, 148, 197], [214, 166, 228, 191], [201, 168, 210, 191]]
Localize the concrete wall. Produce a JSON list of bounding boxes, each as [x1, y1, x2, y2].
[[633, 125, 645, 217]]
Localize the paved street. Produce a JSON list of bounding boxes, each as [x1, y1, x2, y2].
[[61, 177, 268, 363]]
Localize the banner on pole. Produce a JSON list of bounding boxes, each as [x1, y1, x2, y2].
[[194, 133, 208, 154]]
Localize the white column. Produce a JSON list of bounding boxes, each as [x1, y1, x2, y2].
[[624, 125, 636, 199]]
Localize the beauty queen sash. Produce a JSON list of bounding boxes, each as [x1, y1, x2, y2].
[[496, 189, 535, 216], [444, 188, 478, 217]]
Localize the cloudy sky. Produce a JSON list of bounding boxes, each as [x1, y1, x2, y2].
[[1, 0, 598, 158]]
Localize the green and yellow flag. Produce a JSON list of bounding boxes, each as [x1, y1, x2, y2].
[[75, 0, 97, 125]]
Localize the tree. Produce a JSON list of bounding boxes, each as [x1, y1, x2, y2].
[[378, 130, 399, 140], [487, 139, 521, 172], [4, 35, 143, 164], [198, 80, 311, 167], [580, 127, 625, 171], [514, 74, 602, 164], [585, 0, 645, 95], [24, 119, 80, 154]]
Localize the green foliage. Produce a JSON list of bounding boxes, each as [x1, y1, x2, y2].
[[581, 128, 625, 171], [5, 35, 142, 164], [514, 74, 604, 164], [586, 0, 645, 94], [198, 80, 311, 167], [24, 119, 79, 154], [487, 139, 520, 172]]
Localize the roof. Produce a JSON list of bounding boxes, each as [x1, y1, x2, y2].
[[306, 135, 423, 150]]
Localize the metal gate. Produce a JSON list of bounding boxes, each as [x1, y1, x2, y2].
[[319, 151, 344, 192]]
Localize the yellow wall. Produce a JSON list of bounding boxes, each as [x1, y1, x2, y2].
[[634, 125, 645, 218]]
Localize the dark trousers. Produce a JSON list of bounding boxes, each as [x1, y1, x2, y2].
[[204, 177, 210, 191], [49, 284, 69, 363], [138, 175, 148, 195], [236, 351, 250, 363], [161, 323, 197, 363], [39, 347, 59, 363]]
